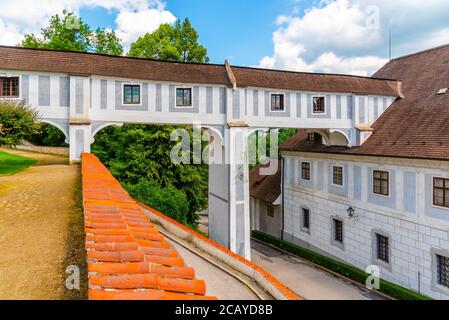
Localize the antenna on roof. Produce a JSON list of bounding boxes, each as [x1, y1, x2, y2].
[[389, 27, 392, 61]]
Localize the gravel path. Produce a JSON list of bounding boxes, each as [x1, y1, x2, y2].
[[0, 148, 86, 300]]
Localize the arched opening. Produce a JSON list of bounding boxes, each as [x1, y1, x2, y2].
[[28, 121, 69, 147], [90, 123, 211, 233]]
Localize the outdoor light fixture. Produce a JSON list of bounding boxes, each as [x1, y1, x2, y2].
[[347, 206, 356, 219]]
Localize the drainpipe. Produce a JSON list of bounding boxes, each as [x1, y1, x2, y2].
[[281, 156, 285, 240]]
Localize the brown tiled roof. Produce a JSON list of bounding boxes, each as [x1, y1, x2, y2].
[[281, 44, 449, 161], [82, 153, 216, 300], [231, 66, 401, 96], [0, 46, 230, 86], [250, 159, 282, 203], [0, 45, 400, 96]]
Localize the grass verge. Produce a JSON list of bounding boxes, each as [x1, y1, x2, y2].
[[252, 230, 432, 300], [0, 150, 37, 175]]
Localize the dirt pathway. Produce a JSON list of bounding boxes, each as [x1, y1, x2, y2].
[[0, 148, 86, 300]]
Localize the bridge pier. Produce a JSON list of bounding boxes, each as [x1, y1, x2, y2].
[[69, 124, 92, 163], [208, 126, 251, 260]]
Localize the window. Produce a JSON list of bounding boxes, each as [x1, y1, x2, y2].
[[313, 96, 325, 113], [123, 84, 140, 104], [307, 132, 321, 142], [176, 88, 192, 107], [0, 77, 19, 98], [271, 94, 284, 111], [373, 170, 389, 196], [433, 177, 449, 208], [267, 206, 275, 218], [437, 254, 449, 288], [376, 233, 390, 263], [302, 208, 310, 231], [333, 219, 343, 243], [301, 162, 311, 181], [333, 166, 343, 186]]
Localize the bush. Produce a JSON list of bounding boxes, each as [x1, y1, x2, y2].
[[123, 179, 192, 228], [252, 230, 432, 300], [0, 102, 40, 147], [28, 123, 68, 147]]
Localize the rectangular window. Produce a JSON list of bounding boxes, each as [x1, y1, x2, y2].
[[433, 177, 449, 208], [176, 88, 192, 107], [0, 77, 20, 98], [271, 94, 284, 111], [302, 208, 310, 230], [301, 162, 311, 181], [376, 233, 390, 263], [267, 206, 275, 218], [437, 254, 449, 288], [334, 219, 343, 243], [123, 84, 140, 104], [313, 96, 325, 113], [373, 170, 389, 196], [333, 166, 344, 186]]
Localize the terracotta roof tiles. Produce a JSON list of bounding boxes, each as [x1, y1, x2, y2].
[[82, 153, 217, 300], [0, 45, 400, 96]]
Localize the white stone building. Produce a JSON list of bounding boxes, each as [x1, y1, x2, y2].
[[272, 45, 449, 300]]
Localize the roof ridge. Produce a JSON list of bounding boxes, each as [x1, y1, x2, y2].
[[230, 64, 398, 82], [390, 43, 449, 62], [0, 45, 226, 68]]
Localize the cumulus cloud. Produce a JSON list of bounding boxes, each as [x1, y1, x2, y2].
[[0, 0, 176, 49], [259, 0, 449, 76]]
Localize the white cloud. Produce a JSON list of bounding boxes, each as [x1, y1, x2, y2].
[[259, 0, 449, 75], [0, 0, 176, 49]]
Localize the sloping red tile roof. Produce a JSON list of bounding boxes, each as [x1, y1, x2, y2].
[[82, 153, 217, 300], [231, 66, 401, 96], [250, 159, 282, 203], [0, 45, 400, 96], [281, 44, 449, 161]]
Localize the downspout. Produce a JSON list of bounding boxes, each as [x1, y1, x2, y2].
[[281, 156, 285, 241]]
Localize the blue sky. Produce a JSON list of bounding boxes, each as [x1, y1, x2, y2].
[[80, 0, 299, 66], [1, 1, 449, 76]]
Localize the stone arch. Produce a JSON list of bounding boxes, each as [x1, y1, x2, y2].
[[328, 129, 351, 146], [90, 122, 124, 144], [40, 119, 69, 144]]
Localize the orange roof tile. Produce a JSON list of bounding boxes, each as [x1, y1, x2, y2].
[[81, 153, 217, 300]]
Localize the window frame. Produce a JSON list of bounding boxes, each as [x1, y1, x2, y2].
[[433, 177, 449, 209], [301, 208, 311, 234], [333, 219, 344, 243], [176, 87, 193, 108], [270, 93, 285, 112], [373, 170, 390, 197], [332, 165, 344, 187], [0, 76, 20, 98], [375, 233, 390, 264], [312, 96, 326, 114], [436, 254, 449, 289], [122, 83, 142, 105], [301, 162, 311, 181], [267, 205, 275, 218]]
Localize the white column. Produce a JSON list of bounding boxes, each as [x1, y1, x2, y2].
[[228, 126, 251, 260], [69, 124, 92, 163]]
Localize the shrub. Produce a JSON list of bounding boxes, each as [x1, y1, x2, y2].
[[123, 179, 192, 227], [252, 230, 432, 300], [28, 123, 68, 147], [0, 102, 40, 147]]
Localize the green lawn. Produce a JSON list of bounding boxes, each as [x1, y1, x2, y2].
[[0, 151, 37, 176]]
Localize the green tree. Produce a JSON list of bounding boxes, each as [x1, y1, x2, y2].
[[28, 123, 68, 147], [124, 180, 190, 227], [91, 125, 208, 227], [21, 11, 123, 55], [129, 18, 209, 63], [0, 102, 40, 147]]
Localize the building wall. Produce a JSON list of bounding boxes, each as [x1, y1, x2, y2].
[[250, 197, 282, 238], [282, 152, 449, 300], [1, 69, 396, 134]]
